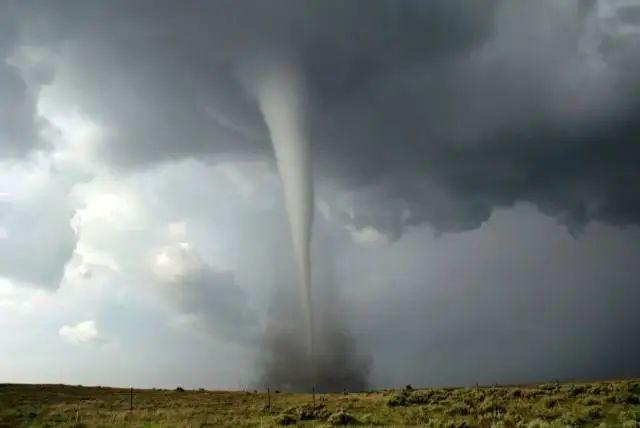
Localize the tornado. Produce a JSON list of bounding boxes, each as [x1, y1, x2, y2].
[[256, 62, 315, 358]]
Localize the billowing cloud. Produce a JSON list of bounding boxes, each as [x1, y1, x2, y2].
[[0, 160, 76, 288], [59, 320, 98, 344], [3, 1, 638, 240], [151, 242, 258, 341], [0, 64, 42, 158]]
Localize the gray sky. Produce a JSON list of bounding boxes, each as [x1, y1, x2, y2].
[[1, 0, 639, 389]]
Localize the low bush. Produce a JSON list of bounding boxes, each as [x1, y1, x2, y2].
[[327, 410, 359, 426], [619, 409, 640, 422], [297, 404, 328, 420], [511, 389, 524, 398], [589, 384, 606, 395], [527, 419, 551, 428], [539, 383, 558, 393], [579, 396, 602, 406], [359, 413, 379, 425], [387, 391, 408, 407], [584, 405, 604, 420], [445, 402, 471, 416], [533, 406, 561, 421], [275, 413, 296, 425], [558, 410, 587, 425], [429, 392, 450, 403], [424, 416, 444, 428], [479, 399, 506, 415], [408, 390, 434, 404], [610, 392, 640, 404], [444, 420, 472, 428], [541, 397, 559, 409], [568, 384, 587, 396]]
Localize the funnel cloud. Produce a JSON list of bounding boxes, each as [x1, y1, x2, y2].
[[255, 61, 315, 357]]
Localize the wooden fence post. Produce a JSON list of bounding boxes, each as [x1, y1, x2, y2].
[[267, 387, 271, 410]]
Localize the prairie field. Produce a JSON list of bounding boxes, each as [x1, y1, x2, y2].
[[1, 380, 639, 427]]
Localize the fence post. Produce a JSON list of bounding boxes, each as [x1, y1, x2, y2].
[[130, 387, 133, 411], [267, 387, 271, 410], [312, 385, 315, 407]]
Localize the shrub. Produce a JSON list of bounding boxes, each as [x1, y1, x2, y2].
[[568, 384, 587, 396], [559, 410, 587, 426], [461, 397, 476, 407], [403, 407, 430, 425], [611, 392, 640, 404], [387, 391, 408, 407], [359, 413, 379, 425], [427, 404, 445, 413], [327, 411, 359, 426], [444, 420, 472, 428], [504, 414, 524, 426], [527, 419, 551, 428], [579, 396, 602, 406], [478, 413, 497, 426], [511, 389, 524, 398], [524, 389, 544, 399], [534, 407, 561, 422], [429, 392, 449, 403], [445, 403, 471, 416], [491, 388, 509, 398], [479, 399, 506, 415], [408, 391, 433, 405], [619, 409, 640, 422], [584, 405, 604, 420], [539, 383, 558, 392], [424, 416, 444, 428], [275, 413, 296, 425], [175, 387, 185, 392], [297, 404, 328, 420], [541, 397, 559, 408]]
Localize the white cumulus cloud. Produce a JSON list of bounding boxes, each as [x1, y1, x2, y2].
[[58, 320, 99, 344]]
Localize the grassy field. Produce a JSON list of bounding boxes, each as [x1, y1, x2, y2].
[[1, 380, 639, 427]]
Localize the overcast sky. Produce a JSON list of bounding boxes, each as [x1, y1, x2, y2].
[[1, 0, 640, 390]]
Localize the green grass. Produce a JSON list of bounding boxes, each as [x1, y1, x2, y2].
[[1, 380, 639, 427]]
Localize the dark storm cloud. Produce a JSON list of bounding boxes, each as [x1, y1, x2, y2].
[[344, 205, 640, 387], [6, 0, 639, 238], [0, 9, 48, 158], [313, 1, 640, 236], [158, 257, 259, 342], [0, 170, 75, 289]]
